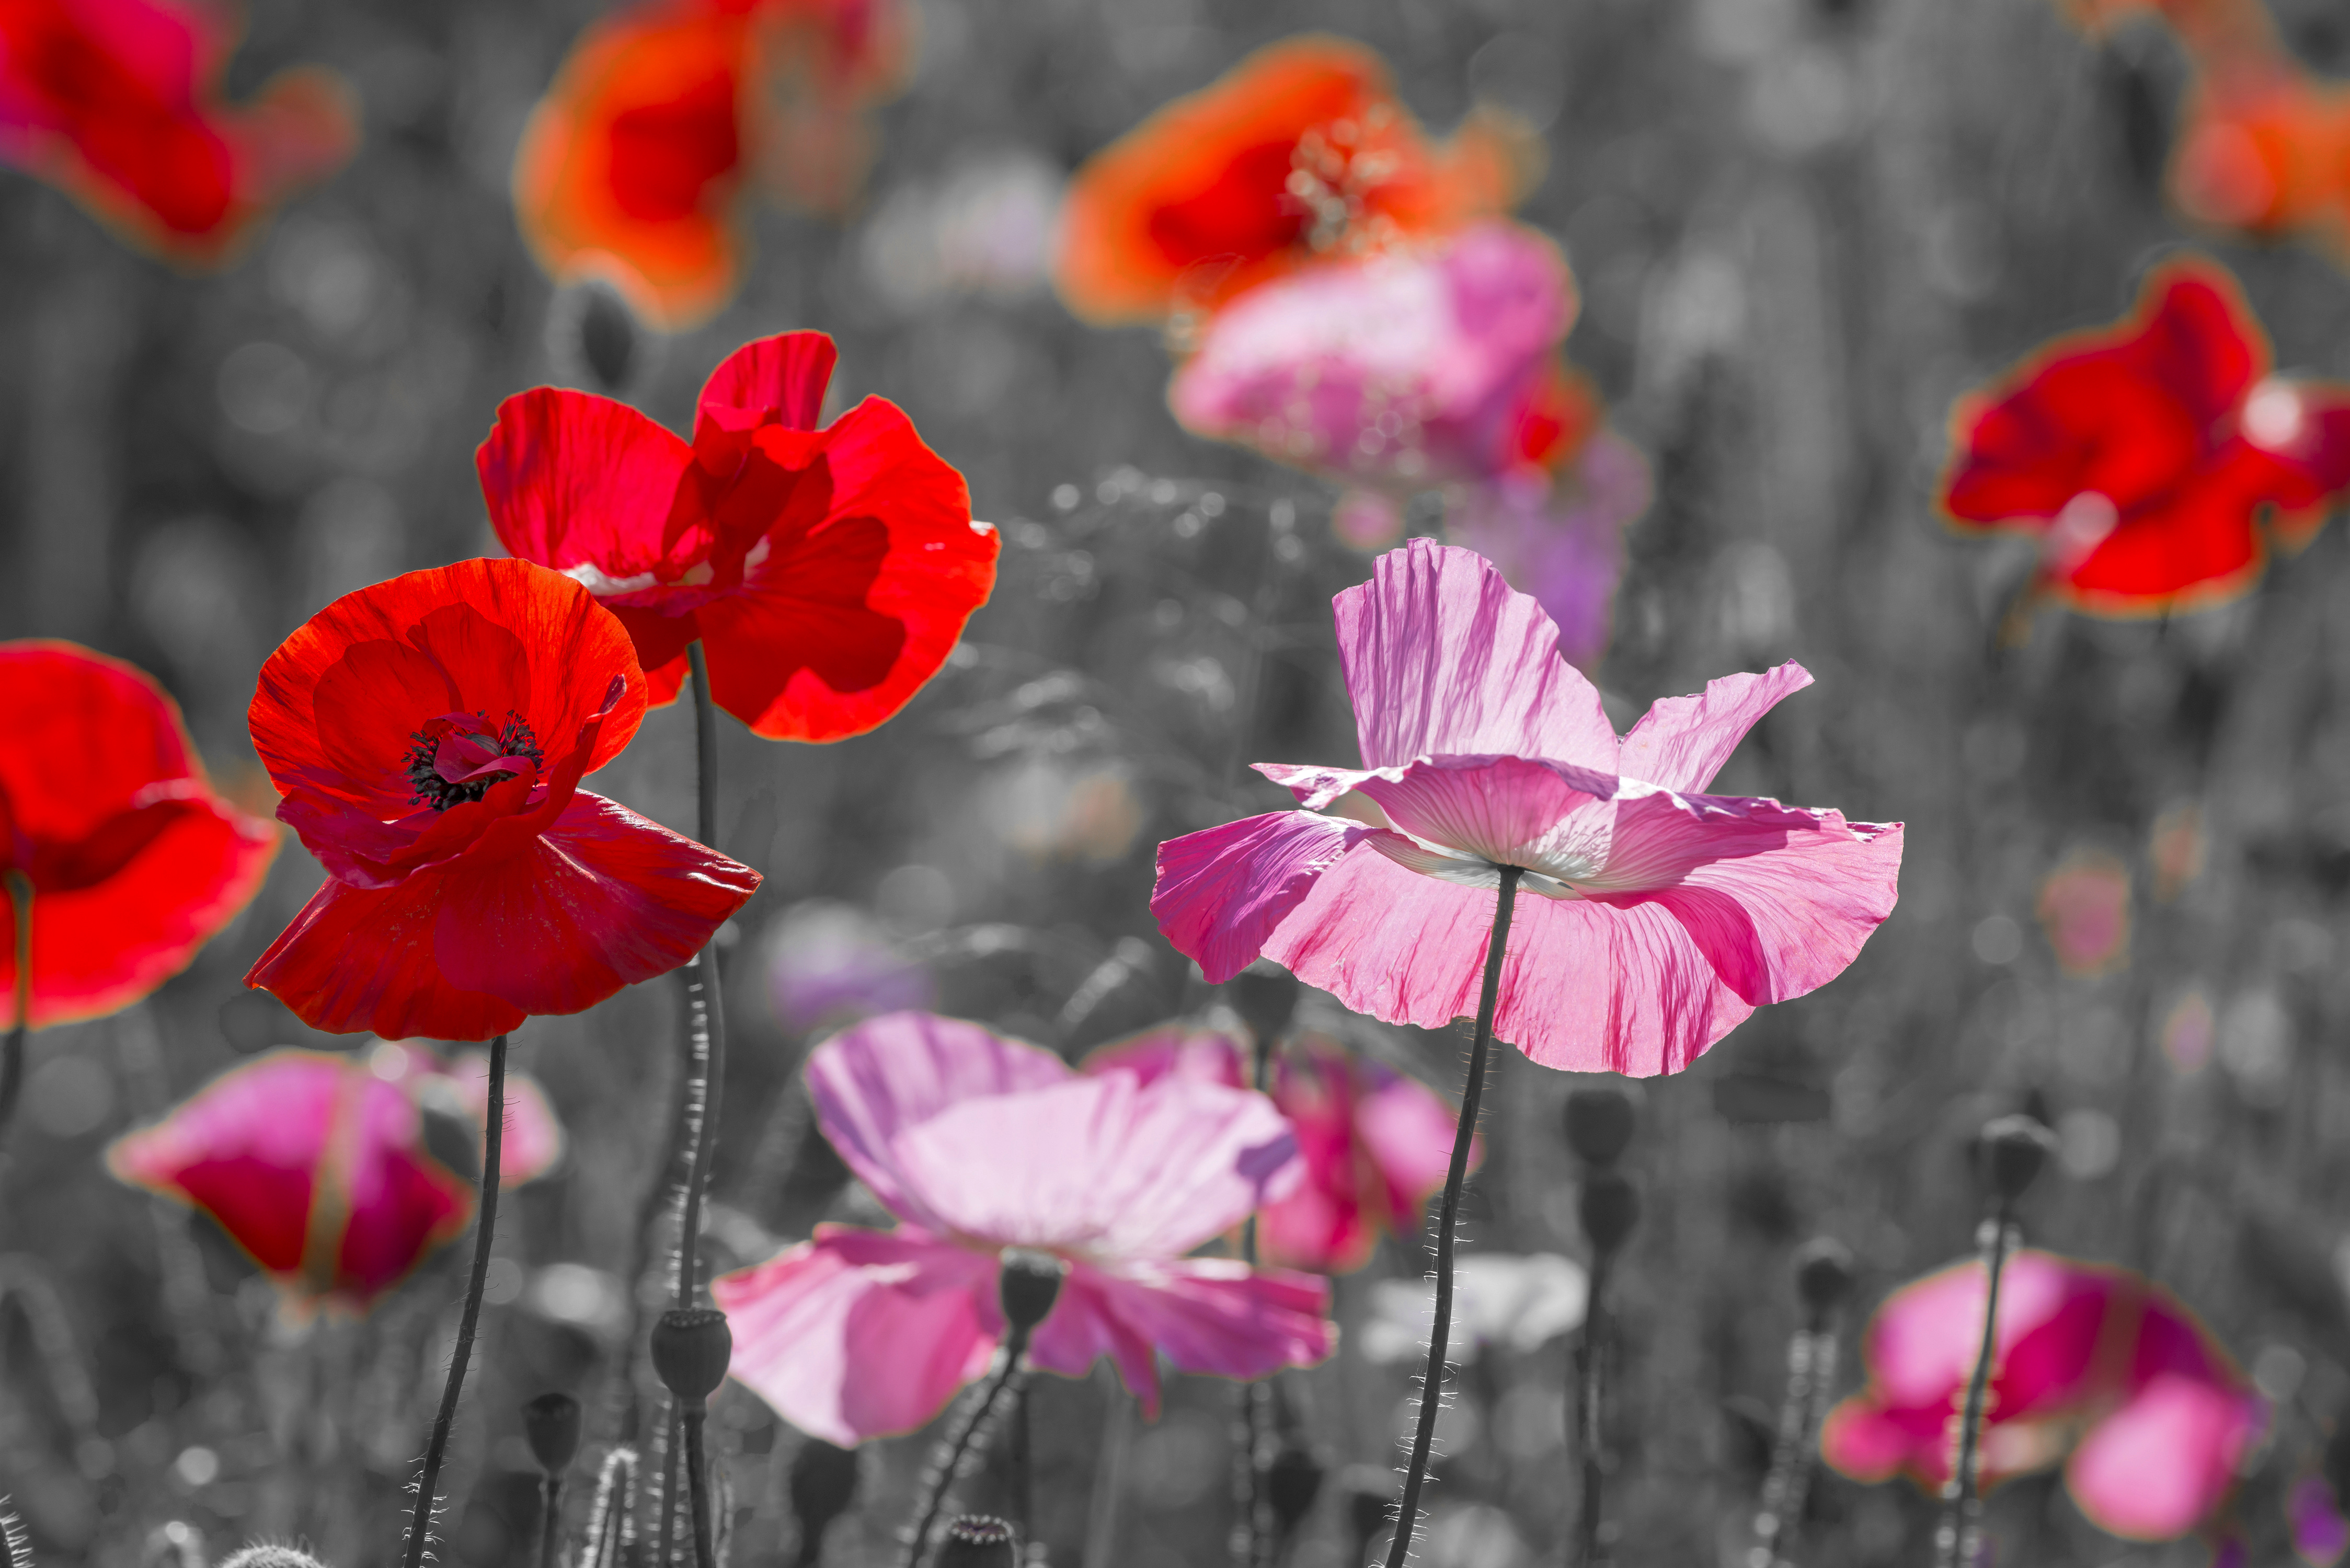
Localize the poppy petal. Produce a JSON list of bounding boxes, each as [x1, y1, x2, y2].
[[478, 387, 698, 595], [1617, 662, 1815, 794], [246, 871, 526, 1041], [1029, 1258, 1332, 1416], [2066, 1375, 2264, 1540], [1150, 810, 1369, 986], [696, 330, 838, 433]]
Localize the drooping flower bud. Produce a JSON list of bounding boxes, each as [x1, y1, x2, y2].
[[1562, 1086, 1637, 1168], [523, 1391, 583, 1475], [999, 1248, 1066, 1335], [1793, 1238, 1855, 1323], [937, 1516, 1017, 1568], [1578, 1169, 1641, 1259], [1977, 1114, 2058, 1207], [650, 1307, 733, 1405], [1223, 963, 1302, 1047], [788, 1439, 861, 1568], [1265, 1440, 1325, 1541]]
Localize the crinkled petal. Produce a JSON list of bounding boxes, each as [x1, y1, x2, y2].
[[246, 872, 524, 1041], [696, 331, 838, 433], [478, 387, 698, 597], [805, 1012, 1074, 1232], [883, 1071, 1300, 1257], [1151, 811, 1369, 985], [1335, 538, 1618, 772], [2066, 1375, 2264, 1540], [1617, 663, 1814, 794], [1347, 755, 1618, 876], [713, 1226, 999, 1446], [1029, 1258, 1332, 1416]]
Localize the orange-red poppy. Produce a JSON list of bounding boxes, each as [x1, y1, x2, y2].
[[513, 0, 911, 330], [1053, 34, 1537, 328], [2171, 62, 2350, 250]]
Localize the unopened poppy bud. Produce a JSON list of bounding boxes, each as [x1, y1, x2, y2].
[[219, 1550, 331, 1568], [999, 1248, 1065, 1334], [522, 1391, 582, 1475], [1562, 1086, 1637, 1167], [650, 1307, 733, 1404], [1793, 1238, 1855, 1320], [1265, 1441, 1325, 1538], [788, 1438, 860, 1563], [1223, 963, 1302, 1046], [937, 1516, 1017, 1568], [1578, 1169, 1641, 1258], [1978, 1114, 2058, 1206]]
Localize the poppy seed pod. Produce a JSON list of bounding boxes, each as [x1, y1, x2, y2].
[[1223, 964, 1303, 1047], [788, 1439, 861, 1564], [999, 1248, 1066, 1334], [522, 1391, 583, 1475], [651, 1307, 733, 1404], [1562, 1085, 1637, 1167], [1578, 1169, 1641, 1258], [937, 1516, 1017, 1568], [1793, 1238, 1856, 1320], [1978, 1114, 2059, 1206]]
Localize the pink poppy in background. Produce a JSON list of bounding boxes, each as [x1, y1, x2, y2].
[[1442, 431, 1653, 672], [763, 899, 932, 1034], [1150, 540, 1904, 1077], [0, 0, 355, 266], [479, 330, 1000, 743], [2036, 848, 2133, 978], [109, 1051, 469, 1312], [2292, 1474, 2348, 1566], [380, 1042, 568, 1184], [1821, 1250, 2265, 1542], [713, 1011, 1333, 1445], [1168, 221, 1587, 492], [1081, 1025, 1465, 1274], [2, 641, 277, 1030]]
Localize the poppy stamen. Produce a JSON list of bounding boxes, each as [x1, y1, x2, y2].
[[405, 711, 545, 811]]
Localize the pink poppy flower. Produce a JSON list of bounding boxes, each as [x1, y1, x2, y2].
[[2036, 848, 2133, 978], [2292, 1474, 2348, 1566], [711, 1011, 1333, 1446], [1167, 221, 1586, 493], [108, 1048, 519, 1312], [1821, 1250, 2265, 1542], [377, 1042, 567, 1183], [1441, 431, 1652, 672], [1150, 540, 1904, 1077], [1080, 1025, 1463, 1274]]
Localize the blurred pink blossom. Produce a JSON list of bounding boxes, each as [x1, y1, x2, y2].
[[1821, 1250, 2264, 1543], [388, 1043, 567, 1183], [763, 899, 932, 1034], [1151, 540, 1904, 1077], [2036, 848, 2133, 977], [2292, 1474, 2348, 1566], [1443, 432, 1652, 671], [1081, 1025, 1466, 1274], [713, 1012, 1333, 1445]]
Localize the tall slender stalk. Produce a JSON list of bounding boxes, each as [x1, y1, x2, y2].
[[1576, 1254, 1611, 1567], [677, 639, 729, 1310], [1384, 867, 1521, 1568], [402, 1032, 508, 1568], [903, 1328, 1037, 1568], [2, 870, 31, 1147], [1232, 1030, 1276, 1568], [1935, 1207, 2016, 1568], [1080, 1383, 1133, 1568], [682, 1405, 717, 1568]]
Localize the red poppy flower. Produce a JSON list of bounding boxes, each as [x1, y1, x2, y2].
[[108, 1049, 483, 1313], [512, 0, 910, 329], [0, 0, 354, 266], [1054, 34, 1535, 327], [245, 558, 761, 1041], [1940, 256, 2350, 614], [477, 331, 999, 742], [1, 641, 276, 1030]]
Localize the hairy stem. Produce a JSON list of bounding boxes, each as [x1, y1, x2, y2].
[[402, 1031, 507, 1568], [1384, 867, 1520, 1568], [677, 641, 729, 1310], [1936, 1208, 2016, 1568], [654, 1403, 682, 1568], [1232, 1031, 1274, 1568], [684, 1405, 717, 1568], [1, 870, 30, 1147], [904, 1328, 1034, 1568]]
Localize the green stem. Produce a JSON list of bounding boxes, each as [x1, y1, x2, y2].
[[402, 1032, 508, 1568], [1935, 1207, 2016, 1568], [677, 642, 728, 1310], [1, 870, 30, 1147], [1384, 867, 1521, 1568]]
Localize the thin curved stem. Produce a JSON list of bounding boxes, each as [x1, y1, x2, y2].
[[1, 870, 31, 1147], [1233, 1032, 1274, 1568], [676, 641, 728, 1311], [904, 1327, 1034, 1568], [683, 1405, 717, 1568], [402, 1032, 507, 1568], [1384, 867, 1521, 1568], [654, 1403, 682, 1568], [1936, 1207, 2016, 1568], [1576, 1255, 1610, 1566], [537, 1477, 564, 1568]]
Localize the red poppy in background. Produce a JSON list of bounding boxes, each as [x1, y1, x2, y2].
[[1053, 34, 1537, 328], [512, 0, 910, 329], [2171, 64, 2350, 250], [1941, 256, 2350, 614], [478, 331, 999, 742], [0, 0, 354, 266], [1, 641, 276, 1030], [245, 558, 761, 1041]]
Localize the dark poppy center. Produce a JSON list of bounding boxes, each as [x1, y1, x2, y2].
[[403, 710, 544, 811]]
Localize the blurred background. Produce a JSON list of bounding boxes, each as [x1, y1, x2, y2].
[[11, 0, 2350, 1564]]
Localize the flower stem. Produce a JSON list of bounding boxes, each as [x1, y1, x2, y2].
[[1233, 1032, 1274, 1568], [1935, 1207, 2016, 1568], [904, 1326, 1036, 1568], [537, 1475, 565, 1568], [1384, 866, 1521, 1568], [683, 1404, 717, 1568], [1, 870, 31, 1147], [677, 640, 728, 1312], [654, 1404, 682, 1568], [1750, 1323, 1838, 1565], [402, 1030, 508, 1568], [1576, 1254, 1610, 1566]]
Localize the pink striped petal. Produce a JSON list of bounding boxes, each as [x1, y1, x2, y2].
[[884, 1071, 1300, 1257], [1151, 811, 1367, 985], [713, 1225, 1001, 1446], [1616, 662, 1813, 793], [1080, 1026, 1246, 1088], [1028, 1258, 1333, 1416], [1335, 538, 1618, 773], [1349, 755, 1617, 880], [805, 1012, 1072, 1233], [2066, 1374, 2264, 1540]]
